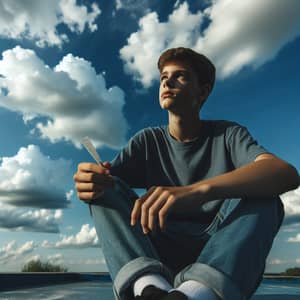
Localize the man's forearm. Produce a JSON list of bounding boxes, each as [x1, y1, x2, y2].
[[193, 158, 299, 202]]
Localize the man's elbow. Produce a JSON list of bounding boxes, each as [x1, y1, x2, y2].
[[284, 163, 299, 191]]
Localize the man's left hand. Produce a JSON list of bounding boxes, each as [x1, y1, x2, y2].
[[130, 184, 209, 234]]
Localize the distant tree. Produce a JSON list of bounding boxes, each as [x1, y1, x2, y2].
[[281, 267, 300, 276], [22, 259, 68, 272]]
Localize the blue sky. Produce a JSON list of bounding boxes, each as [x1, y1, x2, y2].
[[0, 0, 299, 273]]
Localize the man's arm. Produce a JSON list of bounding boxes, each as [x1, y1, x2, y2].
[[193, 153, 299, 201], [131, 154, 299, 234]]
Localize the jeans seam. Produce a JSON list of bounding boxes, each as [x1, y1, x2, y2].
[[203, 212, 222, 234]]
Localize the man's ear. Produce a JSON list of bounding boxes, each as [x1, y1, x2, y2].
[[196, 84, 210, 104], [199, 84, 210, 99], [196, 84, 210, 110]]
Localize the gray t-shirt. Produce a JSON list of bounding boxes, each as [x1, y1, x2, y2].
[[110, 120, 269, 223]]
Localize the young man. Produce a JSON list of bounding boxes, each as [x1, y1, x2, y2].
[[73, 48, 299, 300]]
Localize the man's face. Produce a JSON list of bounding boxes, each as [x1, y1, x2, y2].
[[159, 61, 203, 114]]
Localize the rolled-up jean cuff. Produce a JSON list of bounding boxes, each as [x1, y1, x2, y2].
[[174, 262, 244, 300], [113, 256, 174, 300]]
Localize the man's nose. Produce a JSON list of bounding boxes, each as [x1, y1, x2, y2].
[[164, 77, 175, 88]]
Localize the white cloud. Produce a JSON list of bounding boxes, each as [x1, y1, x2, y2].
[[0, 144, 71, 208], [42, 224, 99, 248], [0, 241, 35, 264], [0, 203, 62, 233], [173, 0, 181, 9], [268, 258, 284, 265], [59, 0, 100, 34], [0, 0, 100, 47], [282, 225, 300, 233], [25, 253, 64, 266], [281, 186, 300, 225], [47, 253, 64, 265], [120, 2, 203, 87], [47, 253, 63, 260], [116, 0, 123, 10], [66, 189, 74, 201], [115, 0, 149, 15], [267, 258, 300, 265], [120, 1, 300, 86], [198, 0, 300, 78], [25, 254, 41, 263], [0, 46, 128, 149], [287, 234, 300, 243]]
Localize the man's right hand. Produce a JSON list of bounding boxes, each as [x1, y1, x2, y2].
[[73, 162, 115, 203]]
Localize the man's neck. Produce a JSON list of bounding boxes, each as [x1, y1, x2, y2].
[[168, 114, 202, 142]]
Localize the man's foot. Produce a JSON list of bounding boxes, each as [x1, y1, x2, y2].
[[135, 285, 169, 299]]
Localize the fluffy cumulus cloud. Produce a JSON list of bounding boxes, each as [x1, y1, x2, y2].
[[0, 46, 128, 149], [0, 0, 100, 47], [280, 186, 300, 226], [120, 1, 300, 86], [42, 224, 99, 249], [120, 2, 203, 87], [0, 204, 62, 233], [0, 240, 35, 264], [0, 144, 71, 208]]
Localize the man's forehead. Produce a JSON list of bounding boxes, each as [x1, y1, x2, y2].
[[160, 61, 193, 74]]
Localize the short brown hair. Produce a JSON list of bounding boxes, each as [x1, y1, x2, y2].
[[157, 47, 216, 93]]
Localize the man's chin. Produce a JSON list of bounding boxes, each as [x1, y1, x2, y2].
[[160, 98, 174, 110]]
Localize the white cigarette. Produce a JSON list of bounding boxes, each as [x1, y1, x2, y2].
[[81, 137, 104, 167]]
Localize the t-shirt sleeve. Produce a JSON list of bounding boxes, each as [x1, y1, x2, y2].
[[110, 130, 146, 188], [226, 123, 270, 169]]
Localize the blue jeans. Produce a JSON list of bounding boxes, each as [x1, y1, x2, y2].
[[90, 177, 284, 300]]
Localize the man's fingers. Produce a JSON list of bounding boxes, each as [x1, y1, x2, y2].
[[77, 172, 110, 182], [130, 187, 155, 226], [102, 161, 111, 169], [131, 187, 171, 235], [131, 188, 156, 225], [74, 172, 113, 184], [140, 188, 162, 234], [78, 162, 110, 174], [158, 197, 174, 230], [148, 196, 167, 233], [131, 199, 143, 226], [77, 191, 104, 201], [75, 182, 106, 193]]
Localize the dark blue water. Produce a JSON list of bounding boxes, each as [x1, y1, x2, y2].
[[0, 278, 299, 299]]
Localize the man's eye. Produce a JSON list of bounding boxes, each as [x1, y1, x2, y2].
[[160, 76, 167, 81]]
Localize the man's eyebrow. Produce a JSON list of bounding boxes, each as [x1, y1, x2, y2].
[[160, 69, 189, 75]]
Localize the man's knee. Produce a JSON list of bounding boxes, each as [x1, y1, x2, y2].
[[219, 196, 284, 235], [249, 196, 285, 233]]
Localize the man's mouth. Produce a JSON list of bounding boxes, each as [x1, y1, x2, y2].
[[161, 91, 176, 99]]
